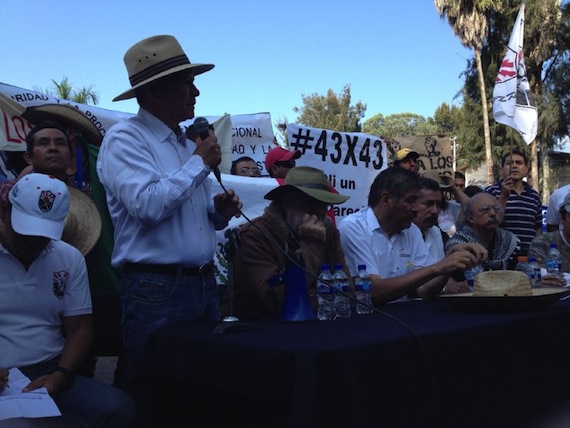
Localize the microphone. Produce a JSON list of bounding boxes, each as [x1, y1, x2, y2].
[[194, 117, 221, 183]]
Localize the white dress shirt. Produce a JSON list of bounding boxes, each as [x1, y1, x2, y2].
[[97, 108, 228, 267], [339, 207, 429, 279]]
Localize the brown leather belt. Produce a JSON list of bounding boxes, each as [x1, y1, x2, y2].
[[123, 262, 215, 277]]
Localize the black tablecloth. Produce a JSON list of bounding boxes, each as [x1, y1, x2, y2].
[[146, 298, 570, 427]]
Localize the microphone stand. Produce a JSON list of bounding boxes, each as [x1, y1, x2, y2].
[[213, 228, 259, 334]]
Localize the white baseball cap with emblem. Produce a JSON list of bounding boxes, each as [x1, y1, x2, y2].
[[8, 173, 69, 240]]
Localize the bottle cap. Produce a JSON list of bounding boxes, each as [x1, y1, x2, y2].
[[358, 264, 366, 270], [517, 256, 528, 262]]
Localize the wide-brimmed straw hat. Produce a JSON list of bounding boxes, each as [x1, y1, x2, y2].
[[62, 186, 102, 255], [264, 166, 349, 204], [22, 103, 103, 146], [441, 270, 569, 311], [113, 35, 214, 101]]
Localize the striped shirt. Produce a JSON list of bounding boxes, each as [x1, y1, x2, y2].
[[485, 181, 542, 255]]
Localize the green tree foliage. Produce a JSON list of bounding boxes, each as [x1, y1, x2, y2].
[[34, 76, 99, 105], [435, 0, 501, 183], [362, 112, 438, 138], [456, 0, 565, 179], [293, 84, 366, 132], [432, 103, 461, 135], [543, 1, 570, 137]]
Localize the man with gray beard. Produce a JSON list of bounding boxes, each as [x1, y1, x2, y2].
[[446, 192, 521, 272]]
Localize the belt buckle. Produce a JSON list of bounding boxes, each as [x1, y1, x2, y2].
[[198, 263, 209, 276]]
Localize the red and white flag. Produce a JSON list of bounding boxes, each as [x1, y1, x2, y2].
[[492, 4, 537, 145]]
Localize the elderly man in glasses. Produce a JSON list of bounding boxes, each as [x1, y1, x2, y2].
[[230, 156, 262, 177], [446, 192, 521, 272]]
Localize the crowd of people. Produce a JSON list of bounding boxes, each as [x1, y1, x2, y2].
[[1, 33, 570, 427]]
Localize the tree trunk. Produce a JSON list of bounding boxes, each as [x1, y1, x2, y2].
[[530, 140, 539, 192], [475, 49, 494, 184]]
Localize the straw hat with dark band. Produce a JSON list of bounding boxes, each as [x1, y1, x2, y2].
[[113, 35, 214, 101], [22, 104, 103, 147], [264, 166, 349, 204], [62, 186, 102, 256]]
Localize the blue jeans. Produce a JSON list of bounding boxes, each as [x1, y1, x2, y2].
[[120, 269, 220, 383], [20, 359, 135, 428]]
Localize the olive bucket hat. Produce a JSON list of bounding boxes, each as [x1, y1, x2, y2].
[[264, 166, 349, 204]]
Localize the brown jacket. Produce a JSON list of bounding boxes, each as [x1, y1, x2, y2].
[[231, 202, 349, 319]]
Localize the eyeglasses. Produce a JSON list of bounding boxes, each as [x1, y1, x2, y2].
[[478, 205, 502, 214], [274, 160, 296, 169], [238, 167, 261, 176]]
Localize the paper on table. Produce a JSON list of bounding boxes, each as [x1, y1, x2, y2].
[[0, 368, 61, 421]]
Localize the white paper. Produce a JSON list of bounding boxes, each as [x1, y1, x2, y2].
[[0, 368, 61, 421]]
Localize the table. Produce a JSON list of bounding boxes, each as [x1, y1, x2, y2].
[[145, 298, 570, 427]]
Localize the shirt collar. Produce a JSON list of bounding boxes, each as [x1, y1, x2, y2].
[[138, 108, 185, 145]]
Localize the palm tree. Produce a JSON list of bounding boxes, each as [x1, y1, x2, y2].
[[34, 76, 99, 105], [435, 0, 499, 184]]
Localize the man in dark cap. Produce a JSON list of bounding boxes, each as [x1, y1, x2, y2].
[[265, 146, 301, 180], [393, 148, 420, 175]]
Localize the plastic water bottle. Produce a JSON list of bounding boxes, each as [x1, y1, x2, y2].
[[546, 243, 562, 277], [515, 256, 533, 286], [317, 264, 336, 321], [527, 257, 542, 288], [333, 263, 351, 318], [354, 264, 373, 315], [464, 264, 484, 292]]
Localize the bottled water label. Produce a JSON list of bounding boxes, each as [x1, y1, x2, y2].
[[317, 281, 335, 294]]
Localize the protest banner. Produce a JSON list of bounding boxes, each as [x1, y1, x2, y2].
[[287, 123, 388, 217], [0, 82, 274, 178]]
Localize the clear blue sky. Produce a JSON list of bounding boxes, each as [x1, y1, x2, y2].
[[2, 0, 472, 125]]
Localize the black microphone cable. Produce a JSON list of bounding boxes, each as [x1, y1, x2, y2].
[[204, 151, 440, 425]]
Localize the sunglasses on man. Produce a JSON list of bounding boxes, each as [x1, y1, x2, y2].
[[274, 160, 296, 169]]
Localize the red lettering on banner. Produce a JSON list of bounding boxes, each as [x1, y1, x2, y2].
[[3, 110, 20, 143], [2, 110, 30, 145], [13, 116, 29, 141]]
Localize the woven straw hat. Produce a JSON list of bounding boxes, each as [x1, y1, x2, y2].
[[468, 270, 565, 298], [62, 186, 102, 255], [113, 35, 214, 101], [264, 166, 349, 204], [472, 271, 532, 297], [22, 103, 103, 147]]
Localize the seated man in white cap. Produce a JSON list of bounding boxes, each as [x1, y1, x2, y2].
[[231, 166, 350, 319], [0, 174, 134, 427], [529, 192, 570, 285], [545, 183, 570, 232]]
